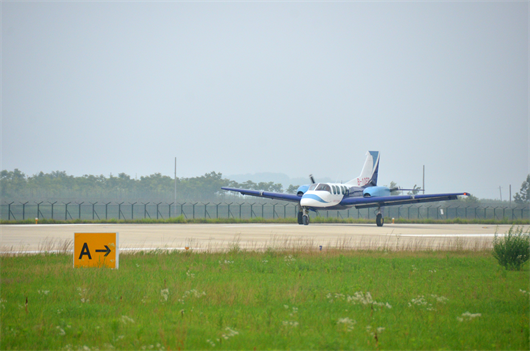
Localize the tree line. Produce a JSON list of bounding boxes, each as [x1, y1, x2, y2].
[[1, 169, 529, 205], [0, 169, 291, 202]]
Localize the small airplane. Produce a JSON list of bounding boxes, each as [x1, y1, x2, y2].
[[222, 151, 469, 226]]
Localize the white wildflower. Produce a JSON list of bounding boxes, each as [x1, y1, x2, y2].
[[186, 270, 196, 278], [431, 294, 448, 303], [38, 290, 50, 295], [121, 315, 135, 324], [221, 327, 239, 340], [56, 326, 66, 336], [337, 317, 356, 332], [282, 321, 299, 327], [284, 255, 296, 262], [206, 339, 216, 347], [457, 311, 481, 321], [377, 327, 385, 333], [161, 289, 169, 302], [346, 291, 392, 309]]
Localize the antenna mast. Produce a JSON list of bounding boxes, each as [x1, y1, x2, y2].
[[174, 157, 177, 217]]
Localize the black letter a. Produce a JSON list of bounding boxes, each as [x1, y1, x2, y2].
[[79, 243, 92, 260]]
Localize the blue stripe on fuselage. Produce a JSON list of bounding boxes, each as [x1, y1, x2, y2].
[[302, 194, 329, 203]]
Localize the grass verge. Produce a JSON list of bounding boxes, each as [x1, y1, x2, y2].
[[1, 249, 528, 350]]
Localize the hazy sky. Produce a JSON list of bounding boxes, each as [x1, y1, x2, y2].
[[2, 1, 528, 200]]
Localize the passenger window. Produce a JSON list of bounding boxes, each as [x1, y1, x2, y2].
[[332, 185, 336, 194]]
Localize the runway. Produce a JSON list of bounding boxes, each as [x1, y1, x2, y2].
[[1, 223, 522, 253]]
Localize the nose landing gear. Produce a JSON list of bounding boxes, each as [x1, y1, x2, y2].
[[298, 207, 310, 225]]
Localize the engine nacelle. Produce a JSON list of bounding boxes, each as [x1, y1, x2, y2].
[[296, 185, 309, 196], [363, 186, 390, 198]]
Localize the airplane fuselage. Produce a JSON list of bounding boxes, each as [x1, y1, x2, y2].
[[300, 183, 351, 210]]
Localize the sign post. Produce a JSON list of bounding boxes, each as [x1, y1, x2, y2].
[[74, 233, 119, 269]]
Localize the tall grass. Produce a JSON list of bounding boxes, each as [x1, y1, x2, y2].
[[492, 226, 530, 270]]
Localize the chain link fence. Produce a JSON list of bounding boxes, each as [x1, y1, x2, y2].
[[2, 201, 529, 221]]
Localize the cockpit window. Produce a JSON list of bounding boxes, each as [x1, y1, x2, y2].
[[316, 183, 331, 192], [309, 183, 317, 191]]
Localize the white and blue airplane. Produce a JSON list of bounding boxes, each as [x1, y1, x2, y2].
[[222, 151, 469, 226]]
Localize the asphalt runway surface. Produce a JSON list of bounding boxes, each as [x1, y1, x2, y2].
[[1, 223, 522, 253]]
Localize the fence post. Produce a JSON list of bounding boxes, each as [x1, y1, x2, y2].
[[214, 203, 220, 219], [105, 202, 111, 220], [36, 201, 44, 219], [167, 202, 174, 218], [90, 202, 99, 220], [283, 204, 288, 218], [130, 202, 137, 220], [227, 202, 233, 218], [155, 202, 163, 219], [118, 202, 125, 220], [63, 202, 71, 221], [48, 201, 57, 220], [191, 202, 197, 219], [180, 203, 187, 219], [20, 201, 29, 220], [8, 202, 15, 220], [77, 202, 84, 219], [238, 203, 242, 219], [142, 202, 150, 219], [203, 202, 211, 218], [261, 203, 265, 218], [250, 203, 256, 218]]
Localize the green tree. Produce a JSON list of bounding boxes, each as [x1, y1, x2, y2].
[[514, 174, 530, 204], [286, 185, 300, 194]]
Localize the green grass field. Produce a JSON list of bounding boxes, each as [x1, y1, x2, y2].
[[1, 249, 529, 350]]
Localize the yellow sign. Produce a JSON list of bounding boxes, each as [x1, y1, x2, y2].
[[74, 233, 119, 269]]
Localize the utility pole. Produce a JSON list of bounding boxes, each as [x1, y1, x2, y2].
[[499, 186, 502, 202], [174, 157, 177, 217], [509, 184, 512, 207], [422, 165, 425, 195]]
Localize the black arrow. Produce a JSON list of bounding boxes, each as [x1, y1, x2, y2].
[[95, 245, 111, 257]]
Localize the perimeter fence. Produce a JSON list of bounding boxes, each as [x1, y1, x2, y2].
[[1, 201, 529, 221]]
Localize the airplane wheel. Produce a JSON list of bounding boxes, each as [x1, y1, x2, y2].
[[303, 215, 309, 226], [376, 213, 384, 227], [298, 212, 303, 225]]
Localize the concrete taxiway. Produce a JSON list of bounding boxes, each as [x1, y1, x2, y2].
[[1, 223, 521, 253]]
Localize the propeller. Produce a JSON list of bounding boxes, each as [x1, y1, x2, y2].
[[309, 174, 316, 184]]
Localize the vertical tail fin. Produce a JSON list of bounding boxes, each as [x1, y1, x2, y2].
[[346, 151, 380, 187]]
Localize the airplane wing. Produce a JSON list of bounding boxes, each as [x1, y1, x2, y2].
[[340, 192, 468, 209], [221, 187, 302, 203]]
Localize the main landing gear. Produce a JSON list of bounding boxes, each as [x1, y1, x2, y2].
[[298, 207, 310, 226], [376, 207, 384, 227]]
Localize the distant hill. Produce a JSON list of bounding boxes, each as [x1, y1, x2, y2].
[[227, 172, 333, 190]]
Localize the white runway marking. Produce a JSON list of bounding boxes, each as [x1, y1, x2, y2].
[[393, 234, 502, 237], [0, 224, 116, 227]]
